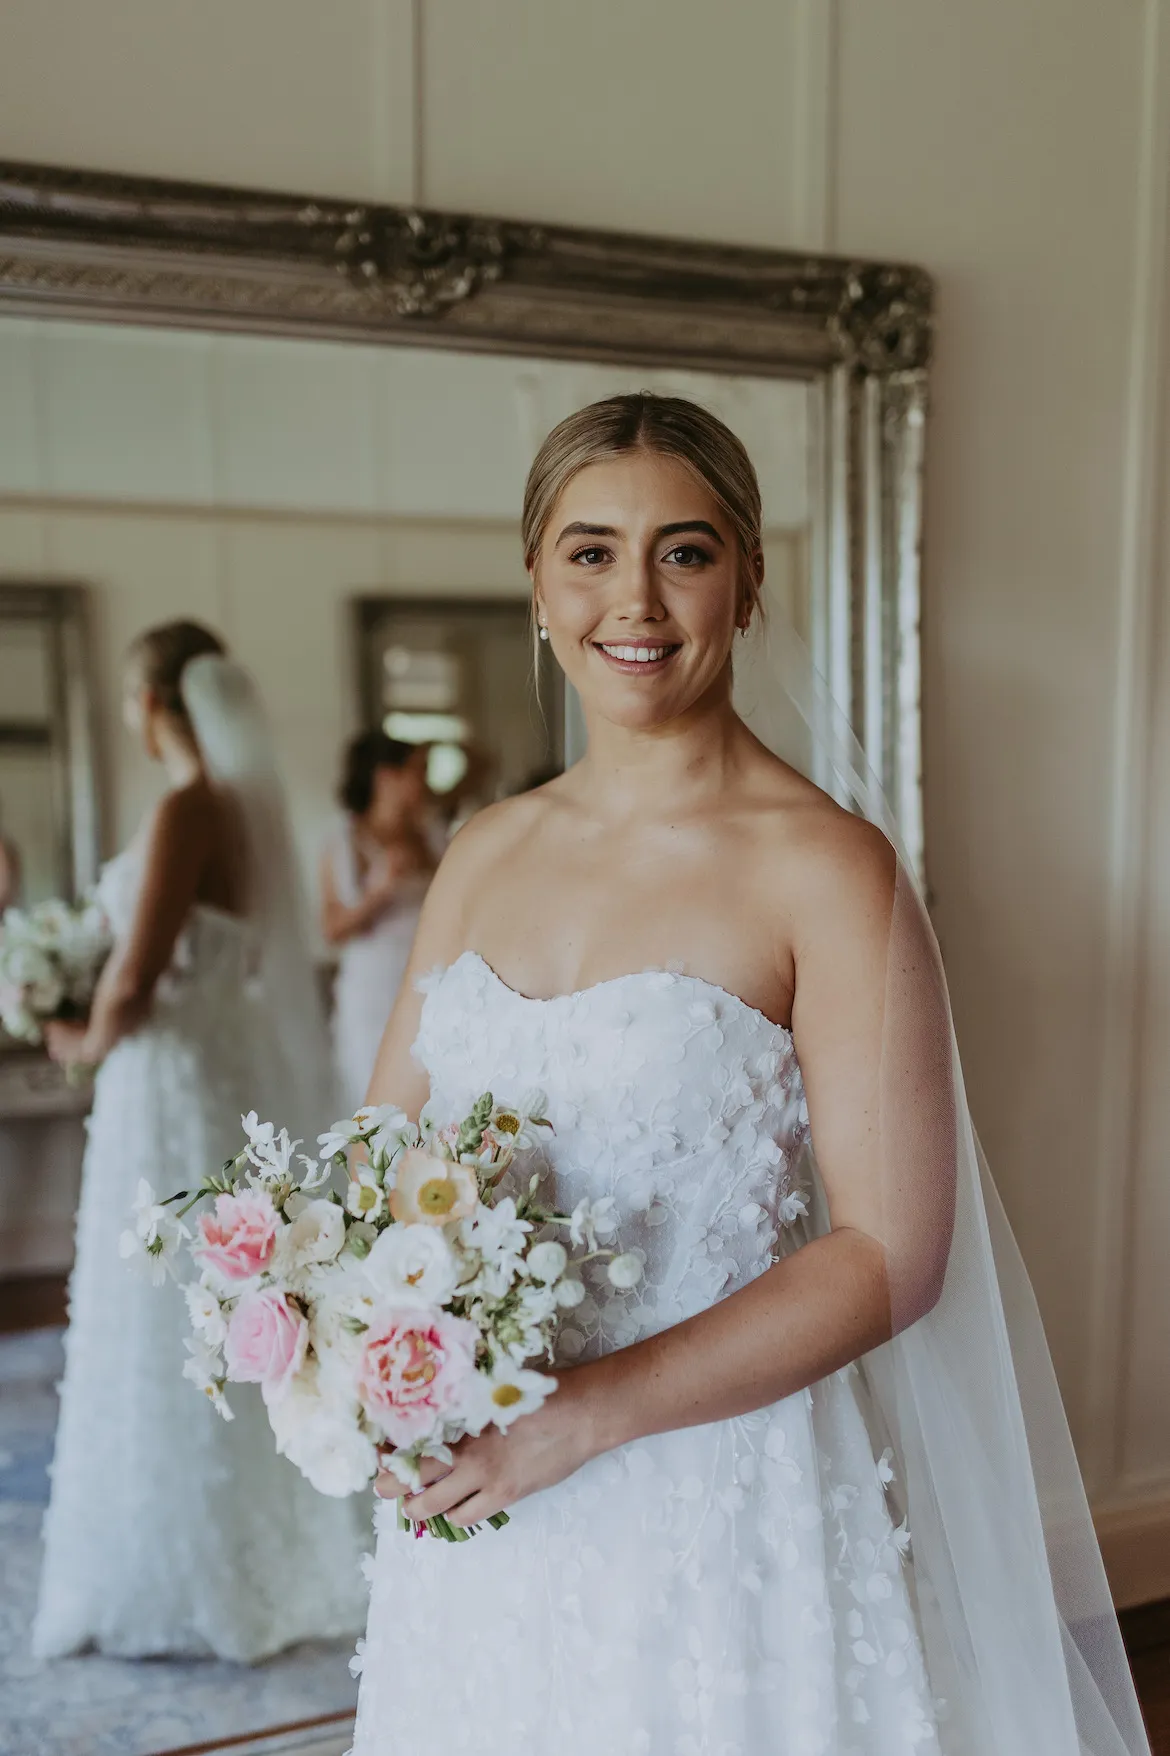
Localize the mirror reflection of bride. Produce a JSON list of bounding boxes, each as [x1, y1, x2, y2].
[[33, 620, 367, 1661]]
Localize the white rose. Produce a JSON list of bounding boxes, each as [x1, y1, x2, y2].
[[607, 1251, 644, 1290], [362, 1223, 460, 1306], [526, 1240, 568, 1284], [267, 1360, 377, 1497], [278, 1199, 347, 1272]]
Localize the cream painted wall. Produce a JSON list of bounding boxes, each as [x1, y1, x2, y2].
[[3, 0, 1170, 1593]]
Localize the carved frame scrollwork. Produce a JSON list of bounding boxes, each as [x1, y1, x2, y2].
[[0, 160, 932, 876]]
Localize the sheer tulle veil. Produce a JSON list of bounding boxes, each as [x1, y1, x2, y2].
[[735, 616, 1150, 1754], [179, 654, 337, 1135]]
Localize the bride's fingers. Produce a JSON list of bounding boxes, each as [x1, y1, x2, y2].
[[446, 1492, 505, 1529], [373, 1452, 450, 1499], [403, 1469, 478, 1521], [373, 1469, 409, 1500]]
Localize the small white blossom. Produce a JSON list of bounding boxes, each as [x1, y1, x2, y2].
[[526, 1240, 568, 1284], [181, 1337, 234, 1421], [183, 1281, 227, 1346], [354, 1103, 411, 1162], [569, 1196, 618, 1249], [119, 1179, 188, 1284], [461, 1198, 531, 1287], [317, 1116, 369, 1160], [607, 1251, 644, 1290], [553, 1276, 586, 1309]]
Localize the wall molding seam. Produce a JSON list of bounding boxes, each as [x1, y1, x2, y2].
[[1094, 1488, 1170, 1609], [790, 0, 838, 253], [411, 0, 425, 209], [1082, 0, 1170, 1498]]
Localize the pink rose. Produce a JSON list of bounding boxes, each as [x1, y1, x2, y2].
[[356, 1306, 478, 1446], [224, 1288, 308, 1398], [196, 1189, 279, 1282]]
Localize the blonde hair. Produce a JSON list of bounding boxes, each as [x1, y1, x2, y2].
[[521, 391, 764, 623]]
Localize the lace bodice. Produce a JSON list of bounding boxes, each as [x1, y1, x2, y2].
[[416, 952, 812, 1352]]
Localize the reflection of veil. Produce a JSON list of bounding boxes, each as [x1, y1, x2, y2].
[[180, 655, 337, 1134], [736, 620, 1149, 1755]]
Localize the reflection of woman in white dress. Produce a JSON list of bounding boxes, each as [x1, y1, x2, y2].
[[321, 732, 433, 1113], [35, 620, 367, 1661], [349, 397, 1148, 1755]]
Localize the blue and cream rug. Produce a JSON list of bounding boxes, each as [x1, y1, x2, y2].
[[0, 1329, 359, 1756]]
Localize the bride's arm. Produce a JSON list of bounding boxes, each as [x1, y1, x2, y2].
[[389, 818, 959, 1527], [60, 788, 217, 1063]]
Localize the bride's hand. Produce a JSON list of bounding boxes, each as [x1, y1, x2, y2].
[[44, 1019, 90, 1065], [374, 1366, 603, 1526]]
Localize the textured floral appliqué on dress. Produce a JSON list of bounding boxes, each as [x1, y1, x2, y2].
[[351, 952, 940, 1755]]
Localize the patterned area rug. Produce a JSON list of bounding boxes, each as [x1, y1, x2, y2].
[[0, 1329, 360, 1756]]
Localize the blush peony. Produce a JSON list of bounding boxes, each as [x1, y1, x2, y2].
[[196, 1188, 279, 1282], [356, 1306, 478, 1446]]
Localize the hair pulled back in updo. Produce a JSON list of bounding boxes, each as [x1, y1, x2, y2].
[[521, 391, 765, 622], [126, 619, 227, 720], [338, 729, 418, 816]]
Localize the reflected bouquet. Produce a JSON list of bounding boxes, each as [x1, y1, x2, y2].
[[0, 897, 111, 1045], [129, 1092, 642, 1539]]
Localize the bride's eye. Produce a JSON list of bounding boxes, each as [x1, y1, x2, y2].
[[569, 546, 612, 567], [662, 544, 711, 568]]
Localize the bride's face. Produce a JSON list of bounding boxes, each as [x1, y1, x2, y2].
[[532, 450, 753, 732], [121, 665, 162, 760]]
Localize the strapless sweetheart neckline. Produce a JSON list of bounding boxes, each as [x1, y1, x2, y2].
[[452, 947, 794, 1042]]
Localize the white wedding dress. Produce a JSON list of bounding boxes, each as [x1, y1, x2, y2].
[[352, 951, 941, 1756], [33, 843, 369, 1661], [327, 824, 431, 1114]]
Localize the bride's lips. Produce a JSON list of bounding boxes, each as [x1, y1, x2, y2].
[[592, 641, 681, 676]]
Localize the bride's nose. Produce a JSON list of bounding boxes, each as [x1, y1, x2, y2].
[[610, 550, 666, 622]]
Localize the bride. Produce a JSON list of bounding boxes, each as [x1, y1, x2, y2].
[[34, 620, 368, 1661], [350, 394, 1149, 1754]]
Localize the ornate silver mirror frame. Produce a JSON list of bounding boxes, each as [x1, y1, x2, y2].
[[0, 161, 932, 879]]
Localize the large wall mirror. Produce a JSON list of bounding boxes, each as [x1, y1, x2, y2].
[[0, 161, 932, 1756]]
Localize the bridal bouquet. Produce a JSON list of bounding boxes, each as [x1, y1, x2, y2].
[[127, 1092, 642, 1539], [0, 896, 111, 1045]]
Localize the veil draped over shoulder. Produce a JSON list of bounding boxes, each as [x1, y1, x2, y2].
[[179, 655, 337, 1136], [738, 620, 1150, 1756]]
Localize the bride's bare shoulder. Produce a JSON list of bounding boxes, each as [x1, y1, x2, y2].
[[745, 756, 897, 928]]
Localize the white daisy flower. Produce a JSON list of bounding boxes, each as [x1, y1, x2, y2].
[[475, 1361, 557, 1431], [344, 1168, 386, 1221]]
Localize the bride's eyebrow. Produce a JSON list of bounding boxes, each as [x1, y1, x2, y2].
[[556, 522, 618, 544], [655, 521, 724, 546], [555, 519, 726, 546]]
